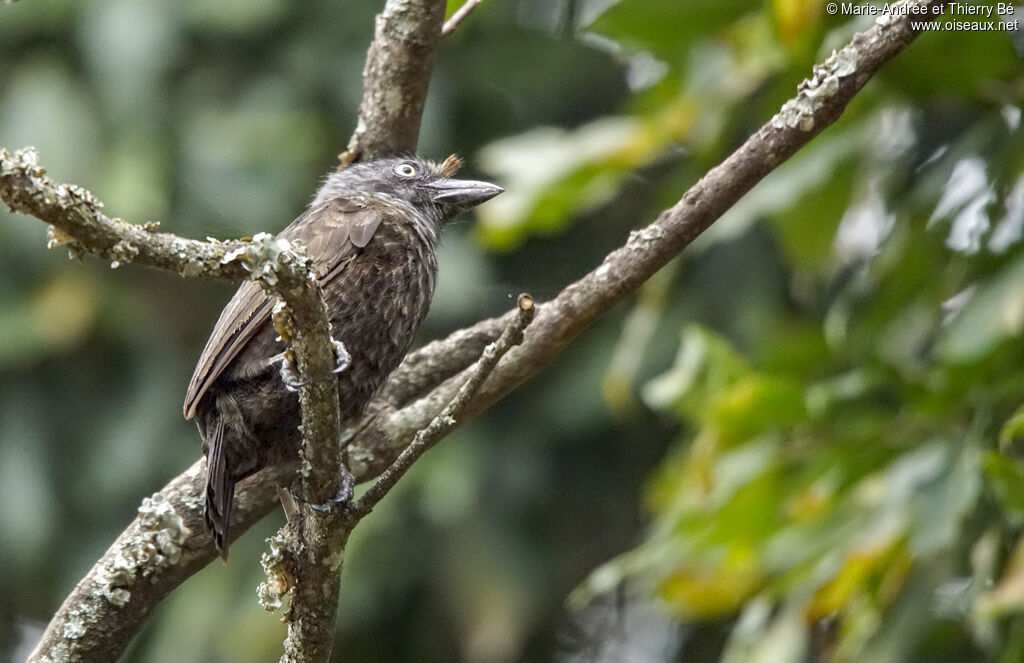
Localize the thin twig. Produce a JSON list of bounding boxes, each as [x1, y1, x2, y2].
[[353, 293, 534, 518], [441, 0, 482, 36]]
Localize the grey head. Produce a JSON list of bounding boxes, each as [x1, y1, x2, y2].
[[311, 155, 503, 227]]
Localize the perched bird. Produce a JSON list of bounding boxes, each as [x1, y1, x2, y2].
[[183, 155, 502, 557]]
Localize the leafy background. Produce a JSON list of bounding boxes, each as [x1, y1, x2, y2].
[[1, 0, 1023, 661]]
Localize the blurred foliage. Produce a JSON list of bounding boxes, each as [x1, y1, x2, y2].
[[1, 0, 1023, 663], [553, 2, 1023, 662]]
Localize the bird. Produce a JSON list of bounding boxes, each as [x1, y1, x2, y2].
[[183, 155, 502, 558]]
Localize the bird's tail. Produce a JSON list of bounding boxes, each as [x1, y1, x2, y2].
[[204, 415, 234, 561]]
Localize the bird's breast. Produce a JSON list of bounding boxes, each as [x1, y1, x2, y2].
[[322, 223, 438, 417]]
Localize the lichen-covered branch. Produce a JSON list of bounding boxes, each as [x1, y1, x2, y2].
[[3, 146, 345, 662], [339, 0, 447, 165], [272, 295, 534, 663], [23, 461, 296, 663], [0, 148, 296, 283], [12, 3, 937, 661]]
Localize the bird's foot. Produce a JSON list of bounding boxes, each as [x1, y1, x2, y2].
[[307, 471, 355, 514], [269, 350, 307, 392], [288, 465, 356, 514], [331, 339, 351, 374], [269, 339, 349, 391]]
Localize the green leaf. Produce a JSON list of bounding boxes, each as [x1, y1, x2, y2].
[[1000, 407, 1024, 453], [588, 0, 763, 63], [643, 325, 751, 423], [983, 452, 1024, 523], [937, 255, 1024, 364]]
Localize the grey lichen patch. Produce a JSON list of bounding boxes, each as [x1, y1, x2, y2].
[[53, 182, 103, 211], [344, 445, 374, 477], [1, 147, 50, 214], [170, 237, 189, 261], [63, 610, 87, 639], [0, 146, 46, 181], [105, 583, 132, 608], [221, 232, 297, 286], [93, 549, 136, 606], [2, 147, 102, 226], [179, 486, 204, 513], [181, 259, 205, 278], [772, 46, 860, 132], [833, 48, 858, 77], [327, 549, 345, 573], [627, 225, 667, 250], [170, 238, 220, 277], [258, 531, 294, 612], [109, 239, 139, 269], [95, 493, 190, 607], [386, 0, 427, 37], [135, 493, 189, 567], [383, 86, 407, 116], [297, 441, 315, 479]]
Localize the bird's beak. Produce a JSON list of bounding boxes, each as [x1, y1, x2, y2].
[[428, 178, 504, 216]]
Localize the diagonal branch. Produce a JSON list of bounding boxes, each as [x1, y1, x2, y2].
[[14, 2, 939, 661], [22, 460, 295, 663], [442, 0, 483, 36], [346, 0, 942, 463]]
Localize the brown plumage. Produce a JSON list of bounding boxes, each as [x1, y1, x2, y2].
[[184, 156, 502, 557]]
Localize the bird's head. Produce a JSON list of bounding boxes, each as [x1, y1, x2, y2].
[[313, 155, 503, 224]]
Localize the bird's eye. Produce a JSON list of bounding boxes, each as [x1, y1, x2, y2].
[[394, 163, 418, 178]]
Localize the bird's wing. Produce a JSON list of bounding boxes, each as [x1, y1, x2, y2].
[[183, 197, 383, 419]]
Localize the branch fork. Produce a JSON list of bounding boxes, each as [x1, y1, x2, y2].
[[271, 294, 536, 660]]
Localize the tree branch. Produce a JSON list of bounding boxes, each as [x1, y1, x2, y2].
[[22, 460, 297, 663], [279, 0, 451, 659], [442, 0, 483, 36], [272, 295, 535, 662], [348, 0, 941, 460], [339, 0, 448, 165], [0, 149, 290, 283], [14, 3, 938, 661], [3, 148, 343, 663]]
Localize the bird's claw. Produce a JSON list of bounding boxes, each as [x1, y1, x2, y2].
[[331, 339, 351, 374], [288, 467, 356, 514], [269, 351, 308, 392], [269, 339, 349, 391]]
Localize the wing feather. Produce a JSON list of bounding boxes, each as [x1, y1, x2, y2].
[[183, 198, 382, 419]]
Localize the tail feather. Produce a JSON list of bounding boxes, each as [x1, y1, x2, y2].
[[204, 415, 235, 561]]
